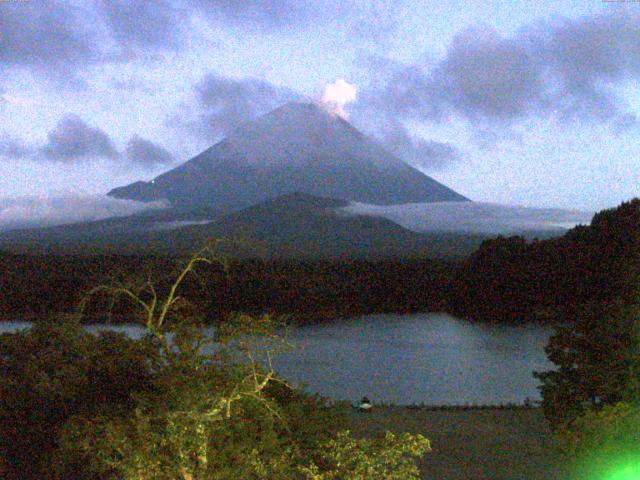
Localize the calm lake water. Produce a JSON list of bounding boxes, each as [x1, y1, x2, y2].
[[0, 313, 553, 405]]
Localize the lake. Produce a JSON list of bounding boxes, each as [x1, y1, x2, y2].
[[0, 313, 554, 405]]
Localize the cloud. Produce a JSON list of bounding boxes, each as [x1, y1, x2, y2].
[[100, 0, 181, 49], [0, 136, 32, 159], [380, 123, 460, 170], [110, 76, 153, 93], [125, 136, 175, 168], [366, 29, 544, 123], [431, 27, 544, 121], [19, 115, 174, 168], [342, 201, 594, 236], [0, 1, 95, 70], [190, 74, 298, 139], [41, 114, 119, 161], [536, 13, 640, 121], [193, 0, 318, 29], [0, 194, 168, 231], [320, 79, 357, 119], [0, 0, 183, 81], [348, 98, 462, 170], [365, 12, 640, 128]]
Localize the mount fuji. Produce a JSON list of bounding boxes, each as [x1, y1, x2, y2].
[[108, 102, 467, 211]]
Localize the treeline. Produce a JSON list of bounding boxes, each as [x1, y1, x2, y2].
[[449, 198, 640, 323], [2, 198, 638, 325], [0, 253, 456, 324], [206, 258, 454, 322], [0, 254, 176, 321]]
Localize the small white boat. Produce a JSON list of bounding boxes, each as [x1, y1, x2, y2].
[[357, 397, 372, 412]]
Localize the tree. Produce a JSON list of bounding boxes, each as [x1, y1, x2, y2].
[[535, 300, 640, 428], [0, 318, 155, 480], [51, 241, 430, 479]]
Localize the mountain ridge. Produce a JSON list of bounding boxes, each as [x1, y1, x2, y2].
[[108, 102, 468, 211]]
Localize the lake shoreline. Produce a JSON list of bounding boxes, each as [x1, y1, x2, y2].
[[0, 307, 562, 327], [337, 402, 539, 410], [1, 313, 553, 406]]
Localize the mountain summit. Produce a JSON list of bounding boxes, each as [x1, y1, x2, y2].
[[108, 102, 468, 211]]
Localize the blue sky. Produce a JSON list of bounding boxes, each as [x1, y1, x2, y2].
[[1, 0, 639, 212]]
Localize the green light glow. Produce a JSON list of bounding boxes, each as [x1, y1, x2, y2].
[[605, 461, 640, 480]]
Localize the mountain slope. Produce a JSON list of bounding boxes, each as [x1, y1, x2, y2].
[[108, 102, 468, 211], [141, 192, 486, 259], [0, 193, 485, 259]]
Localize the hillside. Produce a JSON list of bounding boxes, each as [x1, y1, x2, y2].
[[448, 198, 640, 323], [0, 192, 485, 259]]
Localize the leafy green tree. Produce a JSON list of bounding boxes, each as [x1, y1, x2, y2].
[[299, 430, 430, 480], [534, 301, 640, 428], [52, 241, 431, 479], [0, 318, 155, 480]]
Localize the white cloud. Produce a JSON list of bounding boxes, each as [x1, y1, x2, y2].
[[342, 201, 594, 235], [0, 194, 168, 231], [320, 79, 357, 118]]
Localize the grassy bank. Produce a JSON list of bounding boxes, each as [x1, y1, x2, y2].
[[346, 406, 560, 480]]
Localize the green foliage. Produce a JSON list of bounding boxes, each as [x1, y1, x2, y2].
[[54, 321, 427, 480], [451, 198, 640, 324], [0, 318, 155, 480], [1, 242, 431, 479], [534, 301, 640, 428], [531, 201, 640, 436], [299, 430, 431, 480], [56, 318, 293, 479]]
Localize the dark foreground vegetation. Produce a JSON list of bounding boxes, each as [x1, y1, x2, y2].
[[0, 254, 455, 324], [1, 199, 640, 478], [530, 200, 640, 478], [347, 406, 558, 480], [2, 199, 639, 327], [450, 198, 640, 324], [0, 248, 431, 479]]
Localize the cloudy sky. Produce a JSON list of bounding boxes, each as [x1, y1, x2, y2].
[[1, 0, 639, 213]]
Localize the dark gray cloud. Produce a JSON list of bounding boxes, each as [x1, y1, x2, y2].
[[100, 0, 182, 49], [431, 27, 544, 121], [0, 1, 95, 69], [192, 0, 383, 33], [193, 0, 317, 29], [537, 13, 640, 121], [20, 113, 177, 166], [0, 0, 375, 81], [125, 135, 175, 167], [367, 12, 640, 127], [191, 74, 298, 139], [381, 124, 460, 171], [42, 114, 119, 161], [0, 0, 181, 79]]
